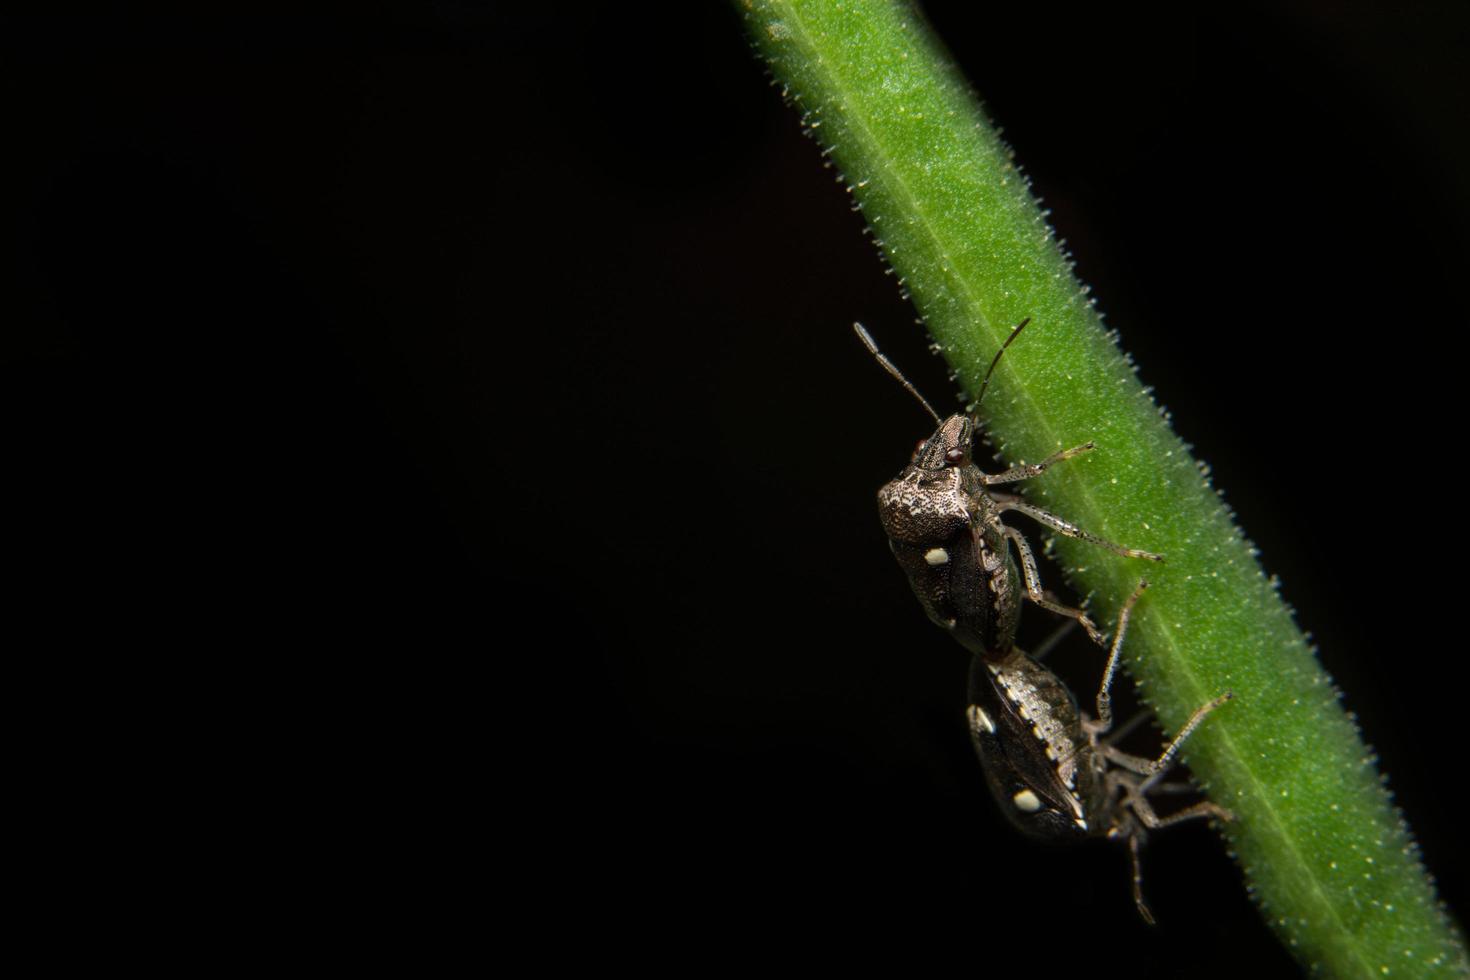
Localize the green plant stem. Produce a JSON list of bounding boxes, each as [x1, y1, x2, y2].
[[737, 1, 1467, 975]]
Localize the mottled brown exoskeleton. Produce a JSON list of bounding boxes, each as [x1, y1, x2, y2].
[[856, 319, 1162, 660], [966, 582, 1233, 923]]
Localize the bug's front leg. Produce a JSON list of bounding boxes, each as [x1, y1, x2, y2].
[[980, 442, 1096, 485]]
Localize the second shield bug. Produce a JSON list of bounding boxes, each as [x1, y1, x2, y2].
[[967, 581, 1234, 923]]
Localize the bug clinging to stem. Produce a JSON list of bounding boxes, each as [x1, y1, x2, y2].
[[857, 318, 1163, 661], [967, 581, 1235, 923], [858, 320, 1234, 922]]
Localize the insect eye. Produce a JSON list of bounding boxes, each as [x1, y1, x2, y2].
[[945, 447, 965, 465]]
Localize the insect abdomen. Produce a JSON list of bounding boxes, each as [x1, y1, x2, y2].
[[889, 529, 990, 652]]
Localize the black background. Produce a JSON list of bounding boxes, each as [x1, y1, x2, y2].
[[7, 3, 1468, 973]]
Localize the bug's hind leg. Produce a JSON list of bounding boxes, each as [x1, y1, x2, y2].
[[1127, 833, 1156, 926], [1002, 525, 1104, 646], [1111, 768, 1235, 830], [1028, 619, 1078, 663], [1101, 683, 1235, 926], [1085, 580, 1149, 735], [997, 498, 1165, 562], [1109, 775, 1231, 926]]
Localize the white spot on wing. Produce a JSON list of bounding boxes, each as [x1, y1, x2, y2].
[[924, 547, 949, 566], [1012, 789, 1043, 813], [968, 705, 996, 734]]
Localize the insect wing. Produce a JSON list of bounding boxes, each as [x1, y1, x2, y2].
[[966, 653, 1090, 840]]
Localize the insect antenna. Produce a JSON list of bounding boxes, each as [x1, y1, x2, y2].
[[972, 316, 1032, 415], [853, 323, 941, 424]]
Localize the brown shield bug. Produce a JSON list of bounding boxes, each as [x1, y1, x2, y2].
[[967, 582, 1234, 923], [856, 319, 1161, 660]]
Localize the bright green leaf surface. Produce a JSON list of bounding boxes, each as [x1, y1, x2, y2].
[[737, 1, 1468, 975]]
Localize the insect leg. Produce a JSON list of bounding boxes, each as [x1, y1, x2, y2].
[[1118, 776, 1235, 829], [1128, 833, 1157, 926], [1028, 619, 1078, 663], [980, 443, 1095, 485], [1144, 797, 1235, 829], [1099, 708, 1153, 746], [1099, 692, 1233, 779], [1138, 780, 1206, 796], [1110, 779, 1228, 925], [996, 499, 1164, 562], [1090, 580, 1149, 735], [1002, 525, 1104, 646]]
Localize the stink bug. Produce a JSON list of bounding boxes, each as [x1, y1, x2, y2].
[[857, 319, 1161, 660], [967, 582, 1233, 923]]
